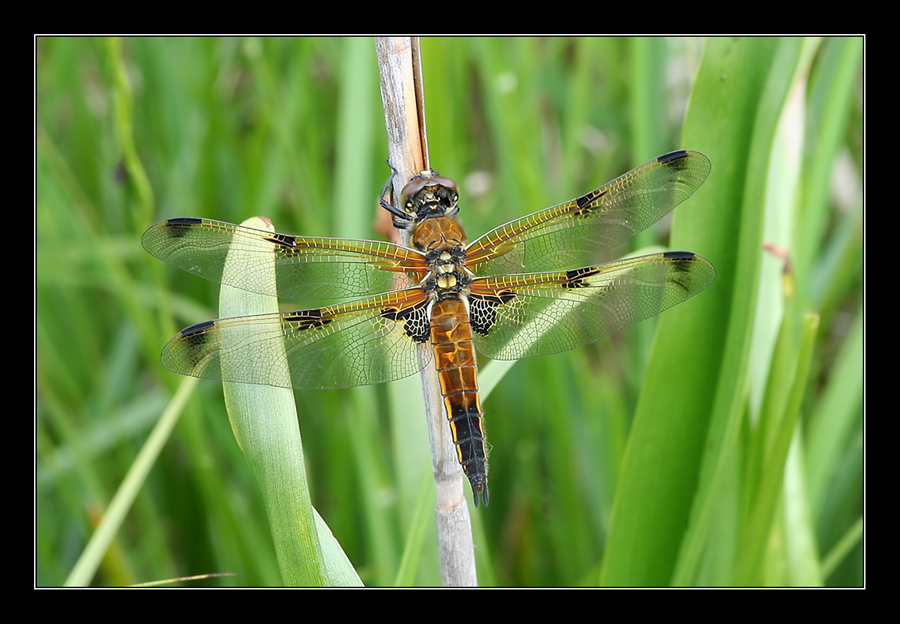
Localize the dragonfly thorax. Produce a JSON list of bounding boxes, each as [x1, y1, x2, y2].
[[412, 215, 468, 252], [423, 246, 473, 301]]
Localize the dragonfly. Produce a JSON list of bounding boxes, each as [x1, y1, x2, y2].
[[142, 150, 715, 507]]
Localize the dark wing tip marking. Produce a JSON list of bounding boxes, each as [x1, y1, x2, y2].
[[657, 149, 689, 164], [143, 217, 203, 246], [166, 320, 217, 371], [180, 319, 216, 337], [657, 149, 711, 179], [663, 251, 715, 293], [663, 250, 698, 263], [165, 217, 204, 227]]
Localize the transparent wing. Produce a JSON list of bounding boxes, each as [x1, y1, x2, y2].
[[142, 217, 427, 300], [465, 150, 711, 274], [161, 289, 433, 389], [468, 251, 715, 360]]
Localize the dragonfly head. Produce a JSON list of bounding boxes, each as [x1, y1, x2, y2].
[[400, 170, 460, 222]]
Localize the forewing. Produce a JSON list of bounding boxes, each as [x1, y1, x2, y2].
[[161, 289, 433, 389], [142, 217, 427, 300], [469, 251, 716, 360], [465, 150, 711, 274]]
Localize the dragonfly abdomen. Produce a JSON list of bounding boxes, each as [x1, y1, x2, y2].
[[430, 298, 489, 507]]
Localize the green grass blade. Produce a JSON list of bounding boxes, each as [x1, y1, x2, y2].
[[220, 216, 360, 586], [736, 314, 820, 584], [821, 515, 863, 580], [65, 376, 198, 586], [601, 37, 804, 586]]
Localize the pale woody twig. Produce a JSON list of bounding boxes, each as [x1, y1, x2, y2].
[[375, 36, 478, 587]]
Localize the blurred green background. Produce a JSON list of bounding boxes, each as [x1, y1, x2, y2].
[[36, 37, 863, 586]]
